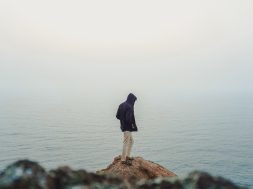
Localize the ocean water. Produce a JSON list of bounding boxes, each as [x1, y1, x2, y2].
[[0, 95, 252, 187]]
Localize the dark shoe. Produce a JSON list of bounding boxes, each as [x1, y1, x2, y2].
[[127, 156, 134, 161], [115, 156, 121, 161], [121, 160, 132, 166]]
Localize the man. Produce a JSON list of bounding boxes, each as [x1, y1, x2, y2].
[[116, 93, 138, 165]]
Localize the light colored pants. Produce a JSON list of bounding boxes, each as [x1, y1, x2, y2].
[[121, 131, 134, 161]]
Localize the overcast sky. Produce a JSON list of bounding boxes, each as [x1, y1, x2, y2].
[[0, 0, 253, 100]]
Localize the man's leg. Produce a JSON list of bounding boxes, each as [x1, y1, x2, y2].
[[121, 131, 130, 161], [126, 133, 134, 158]]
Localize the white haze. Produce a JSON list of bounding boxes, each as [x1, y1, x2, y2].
[[0, 0, 253, 101]]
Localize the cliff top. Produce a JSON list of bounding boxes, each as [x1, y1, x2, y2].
[[97, 156, 176, 180]]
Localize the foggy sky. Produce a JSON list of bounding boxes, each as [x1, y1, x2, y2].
[[1, 0, 253, 100]]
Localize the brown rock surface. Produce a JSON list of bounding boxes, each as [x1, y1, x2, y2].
[[97, 156, 177, 180]]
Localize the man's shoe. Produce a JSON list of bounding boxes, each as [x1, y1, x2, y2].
[[121, 160, 132, 166], [127, 156, 134, 161], [115, 156, 121, 161]]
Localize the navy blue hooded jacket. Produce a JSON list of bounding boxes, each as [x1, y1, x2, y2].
[[116, 93, 138, 132]]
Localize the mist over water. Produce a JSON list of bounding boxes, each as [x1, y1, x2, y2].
[[1, 28, 253, 187], [1, 0, 253, 187], [0, 93, 253, 187]]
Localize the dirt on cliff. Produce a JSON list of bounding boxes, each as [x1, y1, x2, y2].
[[97, 156, 177, 180]]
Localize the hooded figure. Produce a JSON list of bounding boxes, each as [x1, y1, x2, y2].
[[116, 93, 138, 165], [116, 93, 138, 132]]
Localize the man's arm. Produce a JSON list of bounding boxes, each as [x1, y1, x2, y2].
[[132, 109, 138, 131], [132, 109, 136, 126], [116, 105, 121, 120], [126, 108, 138, 130], [125, 108, 133, 124]]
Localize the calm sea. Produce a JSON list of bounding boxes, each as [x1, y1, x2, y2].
[[0, 95, 252, 187]]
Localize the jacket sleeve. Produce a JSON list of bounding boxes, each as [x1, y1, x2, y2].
[[126, 108, 135, 124], [116, 105, 121, 120], [126, 108, 138, 131], [132, 109, 136, 125]]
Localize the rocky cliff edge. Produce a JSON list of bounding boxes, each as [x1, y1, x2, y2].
[[0, 157, 246, 189], [97, 156, 177, 180]]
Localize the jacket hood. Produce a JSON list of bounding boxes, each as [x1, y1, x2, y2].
[[126, 93, 137, 106]]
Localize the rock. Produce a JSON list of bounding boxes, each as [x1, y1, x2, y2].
[[136, 171, 244, 189], [0, 159, 49, 189], [48, 166, 129, 189], [97, 156, 177, 180], [0, 159, 247, 189], [185, 171, 242, 189]]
